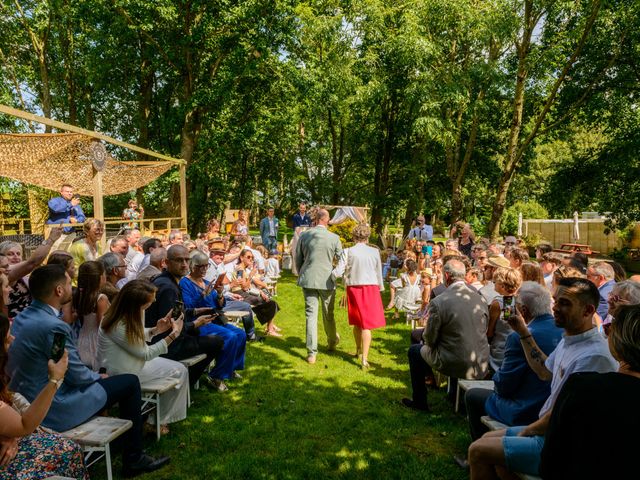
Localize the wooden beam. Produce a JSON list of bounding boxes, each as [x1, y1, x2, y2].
[[92, 166, 106, 251], [0, 104, 185, 165], [179, 163, 188, 229]]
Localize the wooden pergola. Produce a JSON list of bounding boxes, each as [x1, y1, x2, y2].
[[0, 104, 187, 230]]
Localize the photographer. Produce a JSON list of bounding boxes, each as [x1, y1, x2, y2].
[[46, 184, 85, 233]]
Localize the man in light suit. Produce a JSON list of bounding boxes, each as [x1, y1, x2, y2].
[[259, 207, 279, 254], [295, 209, 343, 364], [402, 259, 490, 411], [8, 264, 169, 477]]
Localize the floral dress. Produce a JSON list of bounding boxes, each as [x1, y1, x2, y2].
[[0, 430, 87, 480]]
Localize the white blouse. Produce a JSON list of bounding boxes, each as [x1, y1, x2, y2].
[[332, 243, 384, 290]]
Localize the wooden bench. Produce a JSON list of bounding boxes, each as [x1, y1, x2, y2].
[[480, 416, 542, 480], [178, 353, 207, 405], [455, 379, 494, 413], [60, 416, 133, 480], [140, 377, 180, 440], [224, 310, 248, 327]]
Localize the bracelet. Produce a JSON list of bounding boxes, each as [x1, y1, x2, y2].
[[519, 334, 532, 341]]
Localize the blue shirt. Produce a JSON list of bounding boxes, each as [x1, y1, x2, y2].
[[47, 196, 86, 232], [485, 313, 563, 426], [292, 212, 312, 229], [408, 224, 433, 241]]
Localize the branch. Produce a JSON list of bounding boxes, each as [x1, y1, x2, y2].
[[515, 0, 602, 161]]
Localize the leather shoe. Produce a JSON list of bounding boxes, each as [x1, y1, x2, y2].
[[122, 453, 170, 478], [401, 398, 429, 412], [328, 334, 340, 351], [307, 355, 316, 364]]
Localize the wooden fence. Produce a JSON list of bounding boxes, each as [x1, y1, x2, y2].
[[523, 218, 622, 254]]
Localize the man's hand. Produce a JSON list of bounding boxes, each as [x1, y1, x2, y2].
[[156, 310, 173, 333], [506, 306, 529, 337], [194, 315, 214, 328], [0, 437, 19, 466], [69, 216, 78, 224], [232, 293, 243, 301], [48, 227, 63, 243]]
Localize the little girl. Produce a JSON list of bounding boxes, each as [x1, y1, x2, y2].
[[387, 259, 421, 320]]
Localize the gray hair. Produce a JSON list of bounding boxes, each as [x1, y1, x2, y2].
[[590, 261, 615, 281], [99, 252, 123, 274], [0, 241, 22, 256], [517, 281, 552, 318], [168, 229, 183, 242], [149, 247, 167, 267], [612, 280, 640, 304], [189, 250, 209, 269], [352, 223, 371, 242], [444, 259, 466, 280]]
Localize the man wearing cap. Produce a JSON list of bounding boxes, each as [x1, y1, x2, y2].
[[408, 215, 433, 241]]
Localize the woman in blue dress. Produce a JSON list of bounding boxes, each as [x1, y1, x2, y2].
[[180, 251, 246, 391]]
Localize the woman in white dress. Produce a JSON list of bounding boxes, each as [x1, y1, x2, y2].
[[98, 279, 188, 430], [387, 259, 422, 320]]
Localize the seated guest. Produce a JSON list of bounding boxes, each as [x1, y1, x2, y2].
[[0, 228, 63, 318], [534, 242, 553, 261], [98, 280, 188, 431], [137, 237, 162, 273], [602, 280, 640, 333], [232, 249, 281, 337], [519, 261, 545, 286], [540, 304, 640, 479], [539, 252, 562, 290], [488, 267, 523, 371], [69, 218, 104, 270], [124, 229, 144, 279], [465, 282, 563, 441], [109, 236, 129, 259], [551, 264, 585, 293], [241, 236, 266, 274], [586, 261, 616, 321], [205, 246, 258, 341], [479, 255, 509, 305], [465, 267, 484, 290], [0, 313, 88, 479], [7, 265, 169, 476], [46, 184, 85, 232], [167, 230, 184, 249], [402, 259, 489, 411], [0, 273, 10, 317], [47, 251, 78, 327], [264, 249, 280, 279], [180, 251, 247, 391], [230, 209, 249, 238], [468, 278, 618, 479], [73, 261, 109, 370], [137, 247, 166, 281], [144, 246, 224, 387], [508, 247, 529, 269], [98, 252, 126, 299]]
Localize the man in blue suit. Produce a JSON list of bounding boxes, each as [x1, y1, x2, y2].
[[259, 207, 279, 254], [292, 202, 312, 230], [8, 264, 169, 477]]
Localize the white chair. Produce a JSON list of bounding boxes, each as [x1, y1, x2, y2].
[[178, 353, 207, 406], [140, 377, 180, 440]]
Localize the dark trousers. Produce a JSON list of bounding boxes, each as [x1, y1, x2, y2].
[[97, 374, 143, 463], [465, 388, 492, 441], [408, 344, 433, 408], [163, 333, 224, 386], [410, 328, 424, 345]]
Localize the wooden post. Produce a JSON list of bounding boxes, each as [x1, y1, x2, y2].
[[179, 163, 187, 229], [93, 166, 105, 251]]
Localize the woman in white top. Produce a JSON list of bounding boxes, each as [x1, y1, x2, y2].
[[387, 259, 422, 320], [98, 279, 188, 430], [333, 223, 385, 368]]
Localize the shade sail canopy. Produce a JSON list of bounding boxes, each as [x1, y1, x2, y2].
[[0, 133, 174, 195]]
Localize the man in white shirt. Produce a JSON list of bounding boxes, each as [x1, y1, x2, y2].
[[467, 277, 618, 478]]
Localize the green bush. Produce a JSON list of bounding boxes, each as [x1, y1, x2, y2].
[[501, 201, 549, 236], [328, 219, 358, 246]]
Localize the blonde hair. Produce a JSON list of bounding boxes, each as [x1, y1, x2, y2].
[[352, 223, 371, 242], [493, 267, 523, 294]]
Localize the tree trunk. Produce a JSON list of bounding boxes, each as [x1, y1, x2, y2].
[[137, 40, 154, 160]]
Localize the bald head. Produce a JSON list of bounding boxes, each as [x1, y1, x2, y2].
[[317, 209, 330, 225], [167, 245, 188, 260]]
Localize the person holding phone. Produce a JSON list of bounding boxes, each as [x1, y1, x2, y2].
[[0, 313, 88, 479], [46, 184, 86, 233], [99, 280, 189, 432]]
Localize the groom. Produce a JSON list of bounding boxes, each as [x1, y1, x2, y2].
[[295, 209, 343, 364]]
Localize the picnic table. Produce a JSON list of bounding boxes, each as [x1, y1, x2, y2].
[[552, 243, 599, 256]]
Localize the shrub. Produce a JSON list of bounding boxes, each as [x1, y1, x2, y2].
[[501, 201, 549, 236], [328, 219, 358, 246]]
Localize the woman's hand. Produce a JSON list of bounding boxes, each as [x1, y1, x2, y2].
[[47, 350, 68, 381], [156, 310, 173, 333], [0, 437, 19, 466], [194, 314, 214, 328], [171, 314, 184, 336]]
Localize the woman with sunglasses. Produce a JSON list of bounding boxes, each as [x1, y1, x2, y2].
[[540, 304, 640, 479], [602, 280, 640, 335], [232, 249, 281, 337], [180, 250, 246, 391]]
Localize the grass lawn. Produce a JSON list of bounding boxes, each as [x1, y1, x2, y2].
[[96, 272, 471, 479]]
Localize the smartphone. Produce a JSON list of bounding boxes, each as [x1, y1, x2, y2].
[[51, 332, 66, 362], [503, 296, 514, 319], [172, 300, 184, 319], [237, 270, 243, 278], [421, 245, 429, 255], [426, 245, 433, 256]]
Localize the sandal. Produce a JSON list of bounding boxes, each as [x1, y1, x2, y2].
[[266, 330, 283, 337]]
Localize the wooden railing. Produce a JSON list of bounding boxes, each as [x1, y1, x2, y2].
[[0, 217, 31, 235]]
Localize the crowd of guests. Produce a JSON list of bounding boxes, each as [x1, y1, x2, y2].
[[0, 189, 287, 478], [390, 218, 639, 479]]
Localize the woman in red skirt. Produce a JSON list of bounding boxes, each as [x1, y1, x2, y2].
[[333, 223, 386, 369]]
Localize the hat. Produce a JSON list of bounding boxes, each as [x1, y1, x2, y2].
[[504, 236, 517, 244], [207, 240, 226, 254], [487, 256, 511, 269]]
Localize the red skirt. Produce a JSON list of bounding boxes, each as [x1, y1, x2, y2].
[[346, 285, 386, 330]]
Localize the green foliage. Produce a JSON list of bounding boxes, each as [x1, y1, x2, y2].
[[501, 201, 549, 236], [328, 219, 358, 246]]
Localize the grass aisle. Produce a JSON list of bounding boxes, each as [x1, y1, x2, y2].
[[110, 273, 470, 479]]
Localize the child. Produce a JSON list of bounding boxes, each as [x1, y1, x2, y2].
[[387, 259, 421, 321], [264, 250, 281, 280]]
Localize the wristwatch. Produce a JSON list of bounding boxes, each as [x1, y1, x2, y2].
[[49, 377, 63, 390]]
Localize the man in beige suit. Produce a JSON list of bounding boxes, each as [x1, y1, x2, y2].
[[402, 259, 489, 411], [295, 209, 343, 364]]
